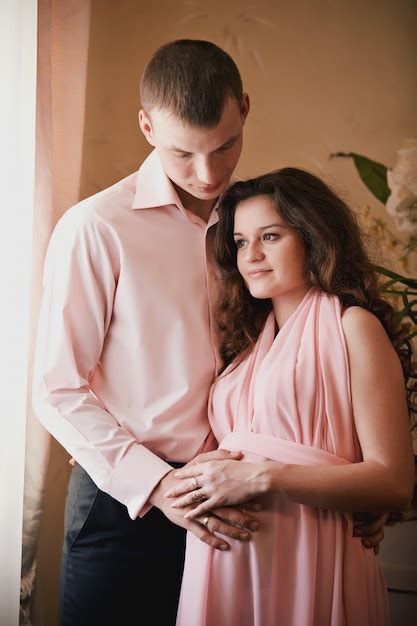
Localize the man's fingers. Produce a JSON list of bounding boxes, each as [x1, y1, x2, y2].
[[239, 500, 263, 513], [188, 520, 230, 551], [352, 512, 387, 551], [196, 515, 251, 542], [211, 506, 260, 532], [361, 529, 384, 550], [353, 512, 389, 537]]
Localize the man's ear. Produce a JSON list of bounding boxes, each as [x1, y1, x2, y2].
[[240, 93, 250, 123], [138, 109, 155, 146]]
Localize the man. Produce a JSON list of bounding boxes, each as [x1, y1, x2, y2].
[[33, 40, 385, 626]]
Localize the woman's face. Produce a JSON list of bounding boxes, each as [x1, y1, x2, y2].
[[233, 194, 309, 304]]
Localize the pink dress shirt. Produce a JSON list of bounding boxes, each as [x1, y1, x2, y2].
[[33, 150, 220, 519]]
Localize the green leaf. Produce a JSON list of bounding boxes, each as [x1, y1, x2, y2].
[[374, 265, 417, 289], [330, 152, 390, 204]]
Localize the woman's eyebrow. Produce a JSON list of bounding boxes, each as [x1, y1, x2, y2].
[[233, 223, 286, 236]]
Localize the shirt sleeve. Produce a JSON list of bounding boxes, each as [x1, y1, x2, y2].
[[32, 206, 172, 519]]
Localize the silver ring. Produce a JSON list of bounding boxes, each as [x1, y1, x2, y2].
[[193, 477, 200, 490], [203, 516, 210, 528]]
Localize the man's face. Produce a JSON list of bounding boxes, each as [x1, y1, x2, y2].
[[139, 96, 249, 202]]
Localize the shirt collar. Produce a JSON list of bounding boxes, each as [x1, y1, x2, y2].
[[209, 173, 240, 225], [132, 149, 239, 228], [132, 149, 183, 210]]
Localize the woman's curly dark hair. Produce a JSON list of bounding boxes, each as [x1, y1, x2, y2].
[[214, 168, 415, 415]]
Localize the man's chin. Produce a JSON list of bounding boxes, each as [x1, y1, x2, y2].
[[190, 183, 228, 200], [192, 191, 221, 201]]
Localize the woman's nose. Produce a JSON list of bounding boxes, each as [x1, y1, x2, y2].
[[246, 240, 264, 262]]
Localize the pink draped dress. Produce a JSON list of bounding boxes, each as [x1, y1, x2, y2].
[[176, 289, 388, 626]]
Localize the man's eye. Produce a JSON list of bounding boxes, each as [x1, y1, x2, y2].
[[174, 153, 190, 158], [234, 239, 246, 248]]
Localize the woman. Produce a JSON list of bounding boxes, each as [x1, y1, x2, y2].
[[168, 168, 415, 626]]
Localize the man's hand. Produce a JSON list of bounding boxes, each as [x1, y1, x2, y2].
[[149, 450, 260, 551], [353, 512, 389, 554]]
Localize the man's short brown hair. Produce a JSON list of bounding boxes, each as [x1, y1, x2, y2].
[[140, 40, 243, 128]]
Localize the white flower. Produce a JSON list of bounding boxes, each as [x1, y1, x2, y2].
[[386, 139, 417, 235]]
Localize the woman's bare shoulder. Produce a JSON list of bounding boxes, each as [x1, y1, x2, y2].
[[342, 305, 384, 333], [341, 306, 396, 362]]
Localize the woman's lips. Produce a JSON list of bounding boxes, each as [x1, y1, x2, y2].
[[247, 269, 272, 277]]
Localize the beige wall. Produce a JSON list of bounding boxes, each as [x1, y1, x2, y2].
[[80, 0, 417, 223], [37, 1, 417, 624]]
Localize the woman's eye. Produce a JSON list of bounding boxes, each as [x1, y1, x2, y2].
[[234, 239, 246, 248], [263, 233, 279, 241]]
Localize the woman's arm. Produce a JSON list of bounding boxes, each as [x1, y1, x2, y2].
[[167, 307, 414, 518], [265, 307, 414, 512]]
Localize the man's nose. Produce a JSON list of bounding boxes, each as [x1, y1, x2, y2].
[[195, 157, 219, 185]]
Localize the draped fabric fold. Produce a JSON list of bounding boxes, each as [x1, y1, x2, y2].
[[220, 431, 353, 467]]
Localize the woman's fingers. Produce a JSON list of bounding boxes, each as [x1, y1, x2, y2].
[[187, 449, 242, 466], [165, 477, 203, 498], [171, 488, 210, 509], [172, 464, 203, 480], [184, 498, 217, 519], [173, 452, 242, 482]]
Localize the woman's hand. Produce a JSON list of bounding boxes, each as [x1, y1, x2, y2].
[[186, 449, 243, 465], [165, 458, 269, 519]]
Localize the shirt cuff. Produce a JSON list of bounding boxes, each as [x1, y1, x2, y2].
[[104, 443, 173, 519]]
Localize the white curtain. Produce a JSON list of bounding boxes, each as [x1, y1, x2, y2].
[[19, 1, 91, 625], [0, 1, 37, 625], [0, 0, 90, 626]]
